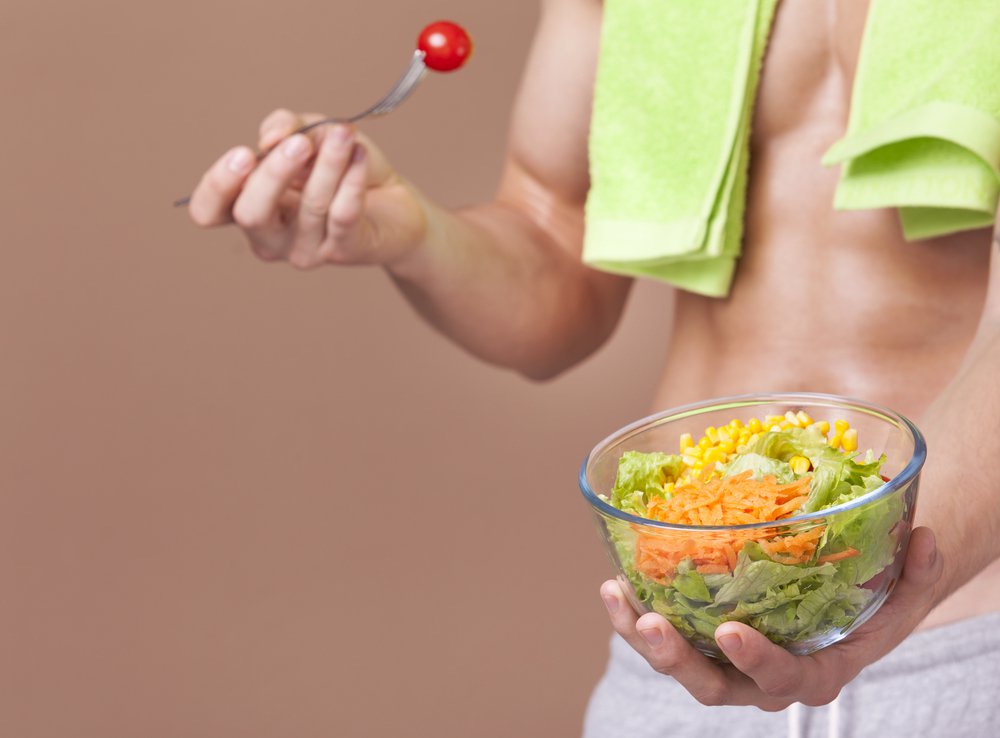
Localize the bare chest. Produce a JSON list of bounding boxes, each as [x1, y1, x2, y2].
[[662, 0, 991, 419]]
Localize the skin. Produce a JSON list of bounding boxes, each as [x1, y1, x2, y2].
[[189, 0, 1000, 712]]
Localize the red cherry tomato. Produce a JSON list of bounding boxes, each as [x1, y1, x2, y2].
[[417, 21, 473, 73]]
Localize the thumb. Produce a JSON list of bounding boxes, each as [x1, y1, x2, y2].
[[882, 526, 943, 623]]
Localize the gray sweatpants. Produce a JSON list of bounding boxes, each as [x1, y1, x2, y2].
[[583, 611, 1000, 738]]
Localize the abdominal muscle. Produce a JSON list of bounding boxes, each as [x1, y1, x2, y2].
[[647, 0, 997, 631]]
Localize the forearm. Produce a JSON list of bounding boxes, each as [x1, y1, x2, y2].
[[385, 191, 631, 380], [917, 231, 1000, 603]]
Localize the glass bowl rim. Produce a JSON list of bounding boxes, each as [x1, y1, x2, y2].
[[578, 392, 926, 532]]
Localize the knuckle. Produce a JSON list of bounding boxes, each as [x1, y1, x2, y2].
[[694, 682, 730, 707], [761, 675, 800, 700], [329, 205, 361, 231], [287, 249, 320, 270], [649, 651, 683, 675], [232, 202, 267, 230], [758, 700, 793, 713], [188, 201, 217, 228], [299, 196, 330, 220], [260, 107, 294, 133], [250, 242, 282, 263], [802, 686, 841, 707], [316, 242, 353, 265]]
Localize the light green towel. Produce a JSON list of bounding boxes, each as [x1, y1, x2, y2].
[[584, 0, 778, 298], [585, 0, 1000, 298], [823, 0, 1000, 240]]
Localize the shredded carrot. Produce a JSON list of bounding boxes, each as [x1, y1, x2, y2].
[[817, 548, 860, 564], [635, 470, 827, 582]]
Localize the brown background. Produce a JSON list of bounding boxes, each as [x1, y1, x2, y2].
[[2, 1, 673, 736]]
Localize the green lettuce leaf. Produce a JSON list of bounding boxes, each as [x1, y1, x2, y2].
[[714, 543, 836, 605], [671, 560, 712, 602], [609, 451, 685, 516], [822, 479, 904, 585], [723, 453, 795, 483], [748, 428, 887, 512]]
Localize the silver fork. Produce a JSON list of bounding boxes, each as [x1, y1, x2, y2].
[[174, 50, 428, 207]]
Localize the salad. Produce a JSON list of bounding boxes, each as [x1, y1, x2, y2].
[[600, 412, 905, 651]]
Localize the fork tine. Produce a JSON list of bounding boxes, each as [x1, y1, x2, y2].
[[380, 63, 424, 107], [350, 51, 427, 120], [368, 71, 424, 116]]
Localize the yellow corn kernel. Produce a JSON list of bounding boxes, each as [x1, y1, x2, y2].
[[747, 433, 761, 445], [841, 428, 858, 452], [829, 432, 843, 449], [686, 445, 703, 458], [704, 448, 725, 466], [779, 420, 793, 430], [789, 455, 811, 475], [784, 411, 802, 427], [705, 426, 720, 444], [768, 424, 783, 433], [719, 441, 736, 454], [736, 444, 749, 454], [664, 482, 676, 496], [738, 429, 751, 444], [692, 460, 705, 470], [679, 433, 694, 451], [728, 419, 743, 430], [813, 420, 831, 436], [765, 415, 784, 426], [683, 453, 699, 466], [834, 419, 850, 433], [698, 436, 712, 449], [717, 427, 732, 444], [796, 411, 813, 426], [748, 418, 763, 433]]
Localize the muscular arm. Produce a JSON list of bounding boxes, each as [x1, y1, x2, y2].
[[387, 0, 631, 379], [916, 220, 1000, 604], [189, 0, 632, 380]]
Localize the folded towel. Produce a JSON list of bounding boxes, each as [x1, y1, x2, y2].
[[823, 0, 1000, 240], [583, 0, 778, 298], [585, 0, 1000, 298]]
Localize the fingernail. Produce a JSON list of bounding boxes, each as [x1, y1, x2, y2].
[[717, 632, 742, 652], [227, 148, 254, 173], [639, 628, 663, 647], [601, 594, 620, 614], [282, 134, 310, 159]]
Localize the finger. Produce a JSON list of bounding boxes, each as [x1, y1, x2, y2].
[[258, 109, 326, 153], [257, 108, 301, 152], [188, 146, 256, 227], [863, 526, 942, 628], [717, 527, 943, 707], [715, 622, 835, 706], [326, 144, 369, 242], [231, 133, 315, 254], [599, 581, 735, 707], [288, 125, 356, 267], [899, 526, 943, 591]]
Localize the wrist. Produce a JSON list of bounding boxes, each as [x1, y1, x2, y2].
[[381, 184, 445, 283]]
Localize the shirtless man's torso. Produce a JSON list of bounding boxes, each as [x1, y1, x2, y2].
[[188, 0, 1000, 722], [658, 0, 996, 631]]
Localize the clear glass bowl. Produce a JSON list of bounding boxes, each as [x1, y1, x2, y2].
[[579, 393, 925, 657]]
